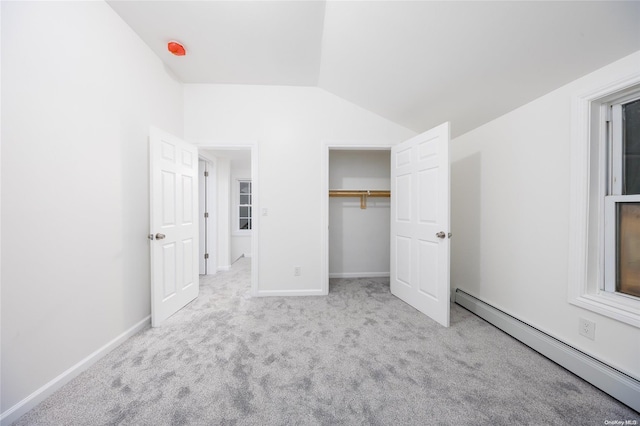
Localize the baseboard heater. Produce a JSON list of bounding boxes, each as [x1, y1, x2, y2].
[[454, 289, 640, 413]]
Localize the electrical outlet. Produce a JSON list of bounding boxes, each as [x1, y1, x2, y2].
[[294, 266, 301, 277], [579, 318, 596, 340]]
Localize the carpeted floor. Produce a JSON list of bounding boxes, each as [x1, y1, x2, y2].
[[15, 258, 639, 425]]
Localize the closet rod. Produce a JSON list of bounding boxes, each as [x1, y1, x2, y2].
[[328, 190, 391, 209]]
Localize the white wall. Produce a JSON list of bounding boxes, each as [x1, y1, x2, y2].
[[184, 85, 415, 293], [450, 50, 640, 381], [329, 150, 390, 277], [1, 1, 183, 414]]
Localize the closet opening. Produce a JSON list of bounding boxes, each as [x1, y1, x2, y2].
[[327, 149, 391, 293]]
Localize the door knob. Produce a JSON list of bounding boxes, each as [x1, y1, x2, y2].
[[436, 231, 446, 239], [155, 233, 166, 240]]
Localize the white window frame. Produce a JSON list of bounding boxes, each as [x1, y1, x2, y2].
[[236, 179, 252, 234], [569, 71, 640, 328]]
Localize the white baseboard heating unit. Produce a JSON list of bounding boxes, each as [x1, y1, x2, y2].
[[454, 289, 640, 413]]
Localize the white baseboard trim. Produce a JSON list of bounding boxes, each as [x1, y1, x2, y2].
[[1, 316, 151, 426], [454, 289, 640, 413], [329, 272, 390, 279], [231, 254, 251, 265], [256, 288, 325, 297]]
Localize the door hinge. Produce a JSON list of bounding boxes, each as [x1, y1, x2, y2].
[[204, 253, 209, 259], [204, 171, 209, 177], [204, 212, 209, 218]]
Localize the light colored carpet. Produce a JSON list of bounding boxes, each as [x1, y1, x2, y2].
[[15, 258, 639, 425]]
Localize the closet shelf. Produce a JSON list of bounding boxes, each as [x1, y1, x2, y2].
[[328, 190, 391, 209]]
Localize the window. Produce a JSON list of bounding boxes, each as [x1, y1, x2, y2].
[[569, 74, 640, 328], [605, 96, 640, 299], [238, 180, 252, 231]]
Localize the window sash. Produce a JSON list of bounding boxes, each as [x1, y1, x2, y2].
[[611, 104, 623, 195], [238, 180, 252, 231], [604, 195, 640, 295], [604, 94, 640, 298], [610, 95, 640, 196]]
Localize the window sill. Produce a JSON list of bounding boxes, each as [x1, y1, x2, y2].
[[570, 291, 640, 329]]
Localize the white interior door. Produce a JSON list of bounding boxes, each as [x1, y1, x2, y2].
[[150, 127, 199, 327], [390, 122, 450, 327]]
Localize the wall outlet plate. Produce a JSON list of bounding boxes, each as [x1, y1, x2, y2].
[[579, 318, 596, 340]]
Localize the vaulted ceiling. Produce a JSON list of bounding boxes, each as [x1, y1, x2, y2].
[[108, 1, 640, 137]]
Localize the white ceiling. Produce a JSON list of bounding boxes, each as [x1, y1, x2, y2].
[[109, 1, 326, 85], [203, 149, 251, 170], [108, 1, 640, 137]]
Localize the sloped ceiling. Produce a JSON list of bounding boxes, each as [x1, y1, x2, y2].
[[108, 1, 640, 137]]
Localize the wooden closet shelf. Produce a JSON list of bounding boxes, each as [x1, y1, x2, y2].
[[328, 190, 391, 209]]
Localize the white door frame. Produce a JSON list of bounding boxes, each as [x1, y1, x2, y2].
[[198, 156, 217, 275], [195, 141, 259, 296], [320, 140, 396, 295]]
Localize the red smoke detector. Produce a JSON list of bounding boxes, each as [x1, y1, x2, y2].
[[167, 41, 186, 56]]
